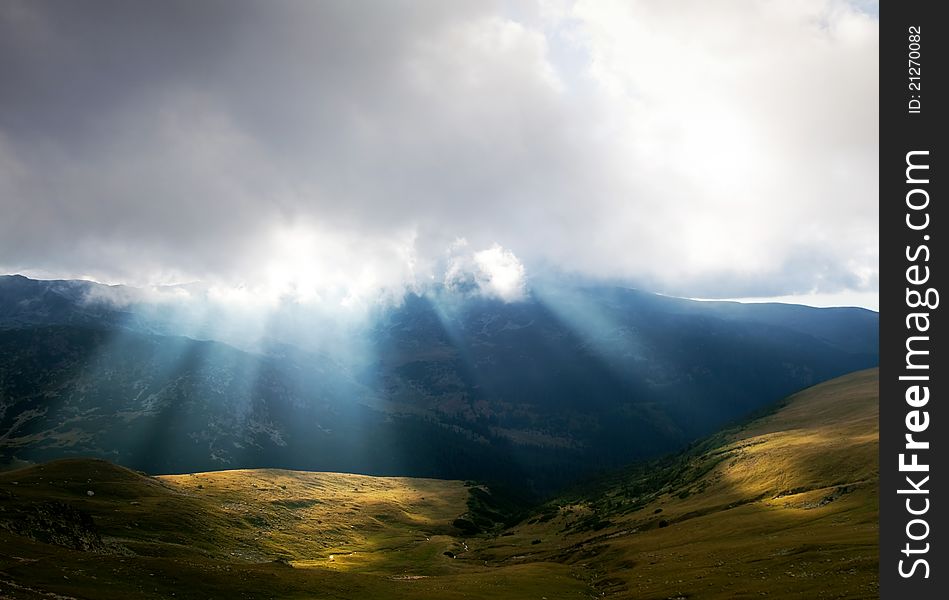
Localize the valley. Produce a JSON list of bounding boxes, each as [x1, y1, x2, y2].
[[0, 368, 879, 599]]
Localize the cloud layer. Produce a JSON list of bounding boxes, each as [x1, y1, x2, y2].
[[0, 0, 878, 305]]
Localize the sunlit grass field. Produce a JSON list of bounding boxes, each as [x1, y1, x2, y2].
[[0, 369, 877, 599]]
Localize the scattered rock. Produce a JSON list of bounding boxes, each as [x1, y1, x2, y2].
[[805, 485, 858, 509], [0, 500, 108, 552]]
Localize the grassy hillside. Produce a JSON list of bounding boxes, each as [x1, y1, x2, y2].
[[157, 468, 471, 570], [0, 460, 588, 599], [0, 369, 878, 598], [469, 367, 879, 599]]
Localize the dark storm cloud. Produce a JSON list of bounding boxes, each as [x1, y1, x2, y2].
[[0, 0, 878, 305]]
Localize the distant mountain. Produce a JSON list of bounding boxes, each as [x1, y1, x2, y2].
[[0, 274, 129, 329], [0, 275, 878, 492]]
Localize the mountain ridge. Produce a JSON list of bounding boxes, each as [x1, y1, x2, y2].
[[0, 275, 878, 493]]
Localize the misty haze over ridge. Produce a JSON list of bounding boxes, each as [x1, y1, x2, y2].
[[0, 272, 877, 357]]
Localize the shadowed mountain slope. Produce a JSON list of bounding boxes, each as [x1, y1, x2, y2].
[[1, 275, 878, 492]]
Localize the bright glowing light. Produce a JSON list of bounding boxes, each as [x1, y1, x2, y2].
[[220, 223, 422, 309], [261, 226, 331, 304]]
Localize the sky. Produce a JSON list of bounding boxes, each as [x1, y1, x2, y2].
[[0, 0, 879, 310]]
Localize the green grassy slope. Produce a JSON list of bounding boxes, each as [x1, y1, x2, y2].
[[0, 460, 588, 599], [0, 368, 878, 599], [470, 368, 879, 599]]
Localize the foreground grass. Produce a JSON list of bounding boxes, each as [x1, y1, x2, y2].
[[158, 468, 470, 571], [0, 369, 878, 598], [0, 460, 588, 598]]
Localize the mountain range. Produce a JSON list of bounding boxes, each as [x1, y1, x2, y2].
[[0, 274, 878, 493]]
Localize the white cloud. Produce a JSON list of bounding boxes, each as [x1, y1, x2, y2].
[[0, 1, 878, 307], [473, 244, 527, 301], [443, 240, 526, 302]]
